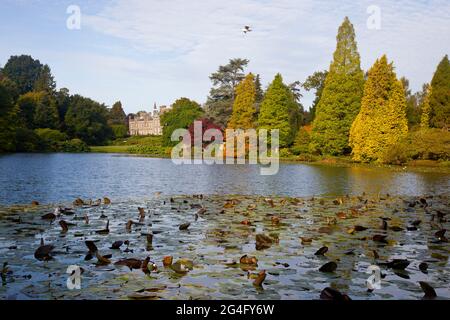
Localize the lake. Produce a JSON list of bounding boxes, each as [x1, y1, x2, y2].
[[0, 153, 449, 300], [0, 153, 449, 205]]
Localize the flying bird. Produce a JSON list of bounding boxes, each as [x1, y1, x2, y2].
[[242, 25, 252, 34]]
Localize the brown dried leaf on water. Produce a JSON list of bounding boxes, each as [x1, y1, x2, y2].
[[240, 255, 258, 266], [241, 220, 252, 226], [110, 241, 123, 250], [41, 213, 56, 220], [73, 198, 84, 206], [389, 226, 404, 232], [372, 234, 388, 244], [31, 200, 39, 206], [253, 270, 266, 287], [59, 220, 69, 232], [95, 251, 111, 265], [314, 246, 328, 256], [34, 240, 54, 261], [319, 261, 337, 273], [354, 225, 368, 232], [162, 256, 173, 267], [419, 262, 428, 273], [179, 222, 190, 230], [255, 233, 273, 250], [300, 237, 312, 245], [103, 197, 111, 205], [271, 216, 280, 225], [320, 287, 351, 301], [333, 198, 343, 205], [85, 240, 98, 253], [115, 258, 143, 270], [419, 281, 437, 299], [138, 207, 145, 219], [335, 212, 346, 219], [264, 198, 275, 207], [247, 204, 257, 210]]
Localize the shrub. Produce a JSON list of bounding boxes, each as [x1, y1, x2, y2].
[[35, 128, 68, 151], [60, 138, 90, 152], [111, 124, 128, 139], [381, 128, 450, 164], [291, 127, 311, 155]]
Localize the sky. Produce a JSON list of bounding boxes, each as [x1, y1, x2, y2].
[[0, 0, 449, 114]]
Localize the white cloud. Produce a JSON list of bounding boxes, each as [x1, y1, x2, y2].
[[77, 0, 450, 112]]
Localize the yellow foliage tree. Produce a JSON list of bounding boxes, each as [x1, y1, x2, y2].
[[420, 84, 432, 129], [227, 73, 256, 130], [350, 55, 408, 162]]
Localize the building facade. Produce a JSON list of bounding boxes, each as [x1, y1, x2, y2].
[[128, 104, 168, 136]]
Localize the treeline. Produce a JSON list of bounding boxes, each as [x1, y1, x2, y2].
[[174, 16, 448, 164], [0, 55, 128, 153]]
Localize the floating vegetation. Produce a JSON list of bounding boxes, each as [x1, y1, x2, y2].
[[0, 193, 449, 300]]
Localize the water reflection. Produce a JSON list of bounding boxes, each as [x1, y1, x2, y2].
[[0, 153, 448, 205]]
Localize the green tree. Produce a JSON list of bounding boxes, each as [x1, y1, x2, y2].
[[0, 79, 17, 152], [350, 55, 408, 162], [310, 17, 364, 155], [161, 98, 204, 146], [65, 95, 113, 145], [205, 58, 249, 127], [33, 92, 59, 129], [420, 84, 432, 129], [108, 101, 127, 125], [55, 88, 71, 129], [302, 70, 328, 123], [34, 64, 56, 93], [258, 74, 300, 147], [228, 73, 257, 129], [429, 55, 450, 129], [2, 55, 44, 94], [255, 74, 264, 103]]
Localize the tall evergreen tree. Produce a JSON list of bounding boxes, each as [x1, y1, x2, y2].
[[350, 55, 408, 162], [310, 17, 364, 155], [420, 84, 432, 129], [228, 73, 257, 129], [254, 74, 264, 103], [108, 101, 127, 125], [258, 74, 300, 147], [205, 58, 249, 127], [34, 64, 56, 93], [429, 55, 450, 129]]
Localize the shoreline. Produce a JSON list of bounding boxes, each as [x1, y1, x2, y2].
[[88, 146, 450, 174]]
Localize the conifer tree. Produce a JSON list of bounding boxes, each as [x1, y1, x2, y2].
[[258, 73, 300, 147], [310, 17, 364, 155], [227, 73, 257, 129], [429, 55, 450, 129], [350, 55, 408, 162], [420, 84, 432, 129]]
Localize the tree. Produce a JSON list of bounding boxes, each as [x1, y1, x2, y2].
[[310, 17, 364, 155], [258, 74, 301, 147], [350, 55, 408, 162], [255, 74, 264, 103], [420, 84, 432, 129], [55, 88, 70, 129], [429, 55, 450, 129], [400, 77, 421, 128], [0, 79, 18, 152], [161, 97, 204, 146], [33, 92, 59, 129], [34, 64, 56, 93], [2, 55, 44, 94], [65, 95, 113, 145], [227, 73, 257, 129], [302, 70, 328, 123], [108, 101, 127, 125], [205, 58, 249, 127]]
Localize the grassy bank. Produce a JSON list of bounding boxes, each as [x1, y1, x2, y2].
[[91, 136, 450, 173]]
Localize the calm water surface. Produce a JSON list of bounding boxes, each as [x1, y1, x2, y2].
[[0, 153, 449, 204]]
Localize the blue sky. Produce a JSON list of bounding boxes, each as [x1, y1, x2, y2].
[[0, 0, 449, 114]]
